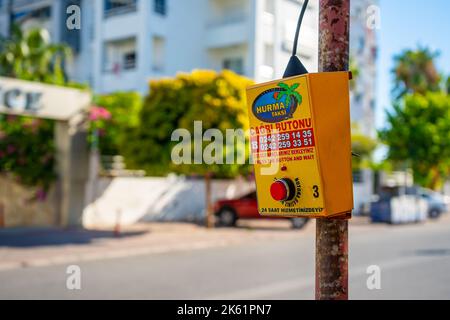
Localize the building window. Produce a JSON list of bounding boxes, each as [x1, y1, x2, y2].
[[124, 52, 137, 70], [13, 6, 52, 28], [154, 0, 166, 16], [104, 0, 137, 18], [103, 37, 137, 73], [358, 36, 365, 54], [223, 58, 244, 75], [370, 99, 376, 111], [152, 36, 166, 72], [12, 6, 53, 43]]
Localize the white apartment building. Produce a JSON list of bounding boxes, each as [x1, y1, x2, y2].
[[0, 0, 319, 93], [91, 0, 319, 93], [350, 0, 378, 138]]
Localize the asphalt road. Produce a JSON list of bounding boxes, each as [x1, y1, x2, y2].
[[1, 216, 450, 300]]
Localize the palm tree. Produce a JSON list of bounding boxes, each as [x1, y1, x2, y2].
[[276, 82, 302, 108], [392, 47, 441, 99], [0, 24, 71, 85]]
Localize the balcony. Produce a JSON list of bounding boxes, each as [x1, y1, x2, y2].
[[103, 37, 137, 73], [12, 0, 51, 11], [205, 13, 249, 49], [104, 0, 137, 19]]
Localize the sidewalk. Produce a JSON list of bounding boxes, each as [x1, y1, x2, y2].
[[0, 219, 316, 271], [0, 216, 387, 271]]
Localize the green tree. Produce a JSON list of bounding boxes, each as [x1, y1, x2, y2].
[[89, 92, 142, 156], [392, 47, 441, 99], [0, 26, 75, 198], [379, 92, 450, 190], [349, 56, 360, 92], [0, 116, 56, 197], [124, 70, 253, 178], [0, 25, 71, 85], [351, 124, 377, 171], [123, 70, 253, 228]]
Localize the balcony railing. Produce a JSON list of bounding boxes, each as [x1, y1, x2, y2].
[[104, 0, 137, 19], [12, 0, 49, 10], [206, 12, 247, 28]]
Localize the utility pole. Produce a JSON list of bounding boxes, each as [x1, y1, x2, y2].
[[205, 172, 214, 228], [316, 0, 350, 300]]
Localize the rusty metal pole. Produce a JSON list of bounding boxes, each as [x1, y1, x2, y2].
[[0, 203, 4, 228], [316, 0, 350, 300], [205, 172, 214, 228]]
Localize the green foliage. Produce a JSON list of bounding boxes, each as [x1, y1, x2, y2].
[[379, 92, 450, 190], [0, 26, 74, 198], [0, 115, 56, 198], [392, 47, 441, 99], [381, 47, 450, 190], [370, 158, 394, 173], [349, 56, 360, 92], [89, 92, 142, 156], [0, 25, 71, 85], [123, 70, 254, 178], [351, 126, 377, 171]]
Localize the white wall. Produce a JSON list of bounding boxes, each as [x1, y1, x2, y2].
[[353, 170, 374, 215], [155, 0, 209, 79], [83, 175, 255, 228]]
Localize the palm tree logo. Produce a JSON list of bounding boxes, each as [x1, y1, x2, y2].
[[274, 82, 303, 109]]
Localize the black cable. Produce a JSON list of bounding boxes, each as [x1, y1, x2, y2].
[[283, 0, 310, 77], [292, 0, 309, 57]]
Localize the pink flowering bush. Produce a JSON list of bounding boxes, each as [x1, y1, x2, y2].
[[89, 106, 112, 122], [88, 92, 141, 155], [0, 115, 56, 200]]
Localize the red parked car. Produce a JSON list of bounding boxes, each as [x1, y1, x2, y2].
[[213, 191, 309, 229]]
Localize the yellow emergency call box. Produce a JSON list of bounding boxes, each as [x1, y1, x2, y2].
[[246, 72, 353, 219]]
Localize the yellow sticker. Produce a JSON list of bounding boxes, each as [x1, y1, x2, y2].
[[247, 75, 325, 217]]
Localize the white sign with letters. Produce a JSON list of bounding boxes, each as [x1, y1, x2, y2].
[[0, 77, 91, 121]]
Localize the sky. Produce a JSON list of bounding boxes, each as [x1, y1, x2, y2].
[[376, 0, 450, 130]]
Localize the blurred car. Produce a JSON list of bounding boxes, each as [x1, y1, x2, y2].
[[370, 186, 428, 224], [415, 188, 448, 219], [370, 186, 448, 223], [213, 191, 309, 229]]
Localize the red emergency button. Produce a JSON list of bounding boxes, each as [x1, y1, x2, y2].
[[270, 178, 296, 202], [270, 181, 289, 201]]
